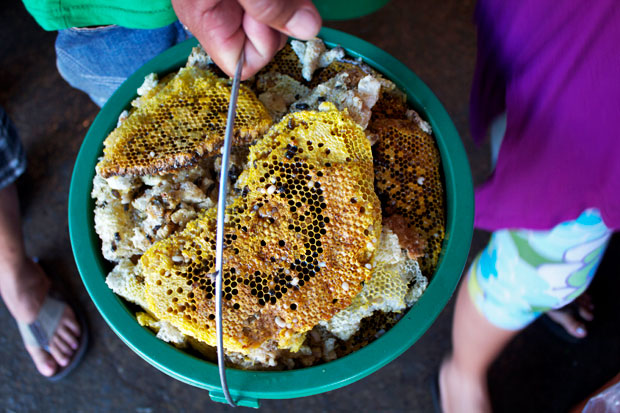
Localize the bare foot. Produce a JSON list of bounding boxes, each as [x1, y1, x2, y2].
[[546, 294, 594, 339], [439, 356, 492, 413], [1, 258, 82, 377]]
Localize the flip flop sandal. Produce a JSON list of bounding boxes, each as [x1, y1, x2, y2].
[[16, 292, 89, 381], [539, 312, 585, 344], [430, 370, 443, 413]]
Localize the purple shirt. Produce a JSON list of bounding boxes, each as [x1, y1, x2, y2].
[[470, 0, 620, 230]]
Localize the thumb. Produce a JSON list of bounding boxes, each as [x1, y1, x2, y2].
[[238, 0, 322, 40]]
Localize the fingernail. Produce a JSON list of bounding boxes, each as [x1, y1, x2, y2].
[[576, 326, 586, 336], [286, 8, 320, 39]]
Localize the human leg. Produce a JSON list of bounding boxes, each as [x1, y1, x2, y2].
[[0, 108, 82, 377], [489, 113, 597, 339], [439, 211, 612, 412], [55, 21, 192, 106], [439, 277, 517, 413]]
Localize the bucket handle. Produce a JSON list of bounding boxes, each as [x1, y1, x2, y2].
[[209, 391, 260, 408]]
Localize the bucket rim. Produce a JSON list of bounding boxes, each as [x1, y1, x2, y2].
[[68, 27, 474, 404]]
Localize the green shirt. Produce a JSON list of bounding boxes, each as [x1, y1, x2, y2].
[[22, 0, 392, 31], [22, 0, 178, 30]]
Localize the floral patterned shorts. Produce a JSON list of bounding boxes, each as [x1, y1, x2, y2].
[[467, 209, 612, 330]]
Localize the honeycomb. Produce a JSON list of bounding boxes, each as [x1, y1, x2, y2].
[[257, 43, 306, 84], [321, 227, 424, 340], [136, 311, 187, 345], [371, 118, 445, 275], [96, 66, 272, 178], [335, 310, 402, 357], [139, 103, 382, 354], [105, 259, 148, 309], [130, 72, 175, 110], [94, 39, 447, 368], [309, 59, 373, 89], [370, 89, 409, 122]]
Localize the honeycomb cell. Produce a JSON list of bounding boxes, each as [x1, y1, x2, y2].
[[140, 104, 382, 355], [370, 89, 409, 122], [97, 67, 272, 178], [308, 59, 374, 89], [370, 118, 445, 275], [96, 40, 448, 368], [256, 44, 306, 84]]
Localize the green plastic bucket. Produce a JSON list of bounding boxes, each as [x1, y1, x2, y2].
[[69, 28, 473, 408], [313, 0, 391, 20]]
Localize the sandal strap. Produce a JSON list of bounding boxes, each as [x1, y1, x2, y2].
[[17, 295, 66, 351]]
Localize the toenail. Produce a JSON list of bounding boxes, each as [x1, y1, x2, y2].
[[44, 362, 56, 374]]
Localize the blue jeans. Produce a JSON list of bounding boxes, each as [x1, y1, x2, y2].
[[0, 107, 26, 189], [55, 22, 191, 107]]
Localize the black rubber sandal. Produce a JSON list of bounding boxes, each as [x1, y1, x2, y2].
[[539, 312, 585, 344], [16, 291, 89, 381], [430, 370, 443, 413]]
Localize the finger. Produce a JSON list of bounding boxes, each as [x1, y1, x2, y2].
[[278, 33, 289, 50], [240, 14, 285, 79], [239, 0, 321, 40], [172, 0, 245, 76]]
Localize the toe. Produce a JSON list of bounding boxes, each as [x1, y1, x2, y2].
[[25, 345, 57, 377], [61, 308, 81, 336], [49, 338, 71, 367], [576, 294, 594, 321], [562, 318, 587, 338], [57, 323, 80, 350], [52, 334, 75, 357], [50, 307, 81, 353], [547, 309, 587, 338], [578, 306, 594, 322]]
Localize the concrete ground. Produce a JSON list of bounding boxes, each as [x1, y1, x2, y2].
[[1, 0, 619, 411]]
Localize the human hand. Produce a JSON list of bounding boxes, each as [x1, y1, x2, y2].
[[171, 0, 322, 79]]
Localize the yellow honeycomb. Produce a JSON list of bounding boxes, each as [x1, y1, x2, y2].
[[257, 43, 306, 84], [321, 227, 423, 340], [95, 40, 448, 367], [96, 66, 272, 178], [139, 104, 382, 354], [371, 118, 445, 275], [105, 259, 148, 309]]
